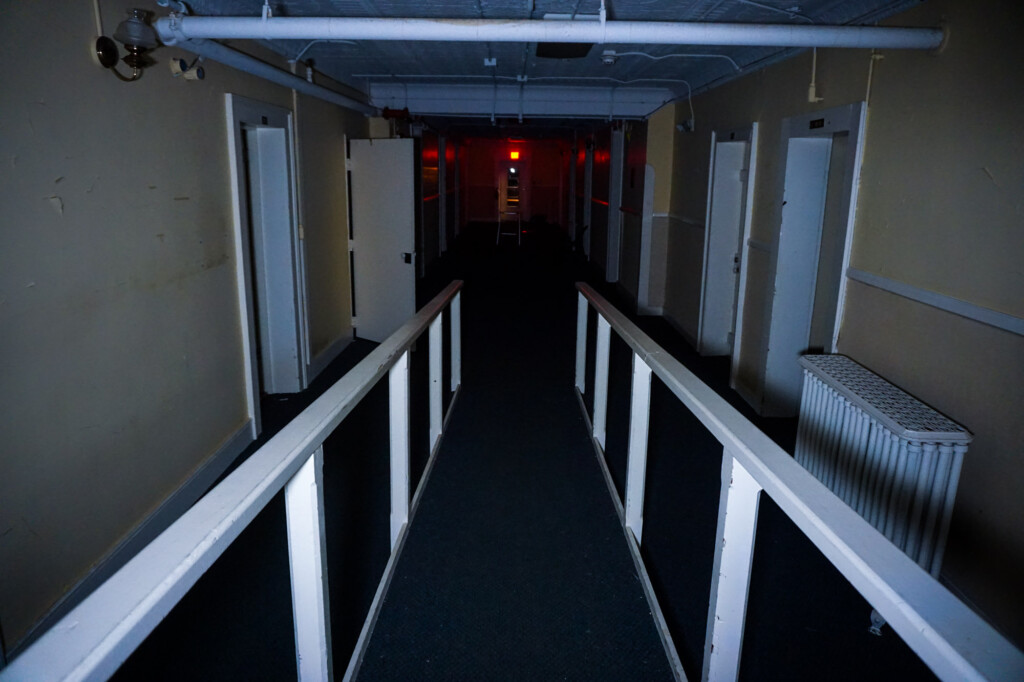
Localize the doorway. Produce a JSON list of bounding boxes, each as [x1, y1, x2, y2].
[[698, 127, 756, 359], [761, 103, 865, 416], [226, 95, 309, 435]]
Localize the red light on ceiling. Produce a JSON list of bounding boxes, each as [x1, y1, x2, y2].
[[509, 150, 520, 160]]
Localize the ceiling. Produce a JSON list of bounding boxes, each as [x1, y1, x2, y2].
[[182, 0, 921, 124]]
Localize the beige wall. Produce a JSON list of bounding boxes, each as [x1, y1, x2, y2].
[[655, 0, 1024, 644], [644, 106, 678, 310], [646, 105, 676, 216], [0, 1, 364, 648], [297, 94, 367, 358]]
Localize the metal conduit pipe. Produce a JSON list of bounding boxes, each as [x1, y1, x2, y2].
[[156, 16, 944, 50], [174, 38, 378, 115]]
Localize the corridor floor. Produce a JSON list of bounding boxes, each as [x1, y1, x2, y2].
[[353, 225, 674, 680]]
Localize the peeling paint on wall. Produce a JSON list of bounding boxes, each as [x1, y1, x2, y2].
[[44, 195, 63, 216]]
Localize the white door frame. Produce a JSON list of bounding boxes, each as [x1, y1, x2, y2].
[[759, 102, 866, 416], [698, 126, 757, 358], [225, 94, 310, 435]]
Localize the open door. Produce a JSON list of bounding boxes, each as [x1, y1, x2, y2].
[[242, 126, 305, 395], [225, 94, 309, 435], [348, 138, 416, 343]]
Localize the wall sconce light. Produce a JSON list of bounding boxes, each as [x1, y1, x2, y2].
[[95, 9, 161, 82]]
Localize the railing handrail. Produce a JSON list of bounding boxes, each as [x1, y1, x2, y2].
[[3, 281, 464, 682], [575, 282, 1024, 682]]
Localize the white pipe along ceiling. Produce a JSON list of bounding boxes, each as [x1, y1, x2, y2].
[[156, 16, 942, 50], [150, 1, 944, 119], [176, 39, 379, 115]]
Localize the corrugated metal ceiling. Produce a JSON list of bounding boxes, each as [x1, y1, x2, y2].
[[184, 0, 921, 115]]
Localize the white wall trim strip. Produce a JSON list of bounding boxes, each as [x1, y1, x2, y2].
[[747, 237, 772, 253], [654, 213, 704, 228], [847, 268, 1024, 337]]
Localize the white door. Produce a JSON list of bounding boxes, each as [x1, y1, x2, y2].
[[349, 138, 416, 342], [699, 139, 750, 356], [763, 137, 833, 414], [243, 126, 304, 394]]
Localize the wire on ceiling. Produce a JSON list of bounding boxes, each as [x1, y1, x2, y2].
[[91, 0, 104, 35], [734, 0, 814, 23], [290, 39, 357, 63], [610, 51, 741, 71]]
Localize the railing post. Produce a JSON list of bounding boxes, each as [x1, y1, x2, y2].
[[592, 315, 611, 448], [575, 292, 588, 394], [624, 353, 653, 544], [451, 291, 462, 393], [429, 313, 443, 450], [389, 350, 410, 549], [703, 449, 762, 682], [285, 446, 334, 682]]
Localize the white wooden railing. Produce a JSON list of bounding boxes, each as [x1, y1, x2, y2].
[[2, 281, 464, 682], [574, 282, 1024, 682]]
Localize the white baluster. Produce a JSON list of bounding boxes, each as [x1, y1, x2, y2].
[[429, 313, 443, 450], [703, 450, 762, 682], [593, 316, 611, 449], [624, 353, 653, 544], [285, 447, 334, 682], [450, 292, 462, 393], [576, 292, 588, 394], [389, 350, 410, 549]]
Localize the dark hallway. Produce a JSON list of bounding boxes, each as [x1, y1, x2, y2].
[[103, 222, 939, 681]]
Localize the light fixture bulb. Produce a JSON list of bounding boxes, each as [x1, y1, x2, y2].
[[113, 8, 159, 69]]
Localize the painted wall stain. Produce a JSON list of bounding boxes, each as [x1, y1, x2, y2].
[[44, 195, 63, 216], [201, 253, 230, 270], [173, 196, 190, 201], [54, 176, 63, 184]]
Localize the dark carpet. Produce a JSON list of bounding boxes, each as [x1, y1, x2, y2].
[[354, 222, 674, 680]]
